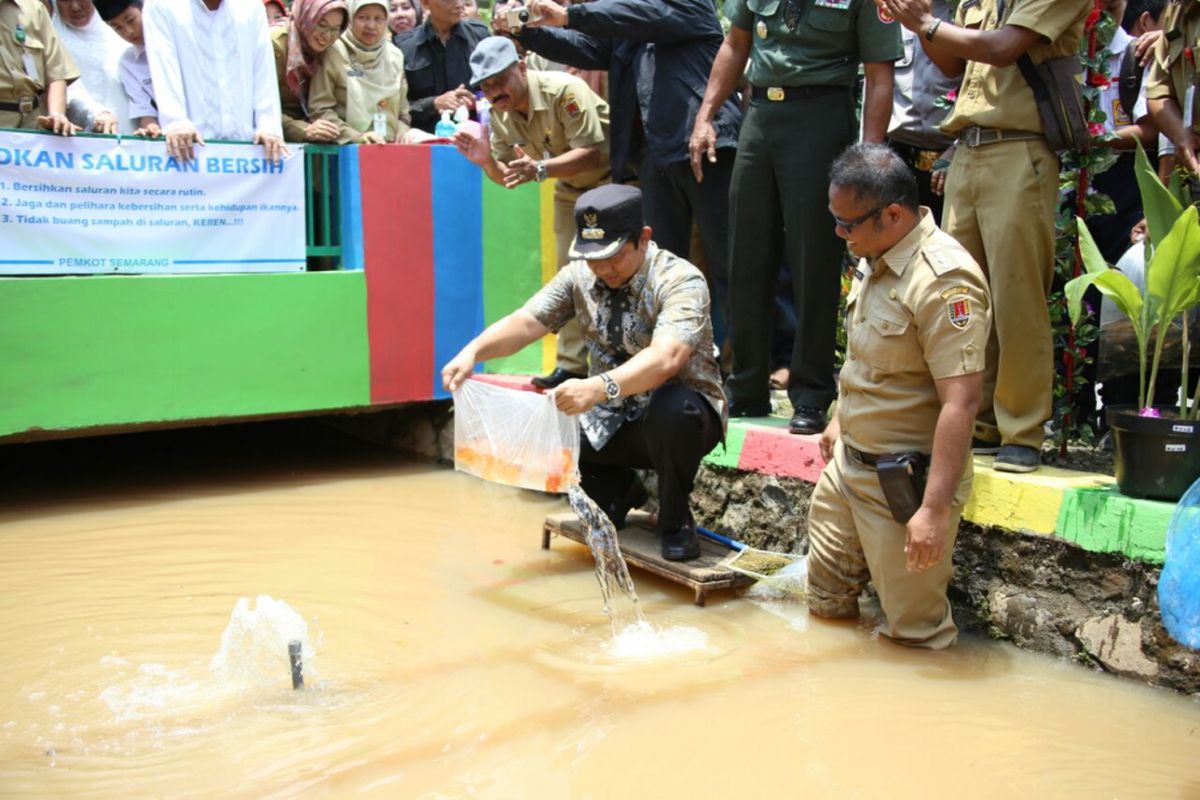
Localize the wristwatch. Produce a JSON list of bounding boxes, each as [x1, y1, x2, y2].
[[534, 160, 548, 182], [599, 372, 620, 401], [925, 18, 942, 41]]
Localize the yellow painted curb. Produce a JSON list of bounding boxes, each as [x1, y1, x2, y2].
[[962, 456, 1115, 536]]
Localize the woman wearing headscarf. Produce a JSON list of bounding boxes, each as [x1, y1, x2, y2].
[[270, 0, 348, 142], [308, 0, 419, 144], [263, 0, 288, 25]]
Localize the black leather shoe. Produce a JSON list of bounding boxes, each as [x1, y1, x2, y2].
[[661, 518, 701, 562], [788, 405, 826, 435], [605, 477, 650, 529], [531, 368, 586, 390]]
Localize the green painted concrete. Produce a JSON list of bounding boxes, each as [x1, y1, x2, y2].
[[0, 272, 370, 438], [704, 418, 759, 469], [481, 179, 543, 376], [1056, 485, 1175, 564]]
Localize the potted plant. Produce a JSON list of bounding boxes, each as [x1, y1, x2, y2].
[[1066, 144, 1200, 501]]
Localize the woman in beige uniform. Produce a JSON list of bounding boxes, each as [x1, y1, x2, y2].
[[308, 0, 416, 144], [269, 0, 349, 142]]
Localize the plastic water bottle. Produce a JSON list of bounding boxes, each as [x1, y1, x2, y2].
[[435, 110, 456, 139], [475, 93, 491, 130]]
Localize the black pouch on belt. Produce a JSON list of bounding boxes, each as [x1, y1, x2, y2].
[[875, 453, 928, 524]]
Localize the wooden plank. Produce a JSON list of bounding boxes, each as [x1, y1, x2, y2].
[[542, 512, 754, 606]]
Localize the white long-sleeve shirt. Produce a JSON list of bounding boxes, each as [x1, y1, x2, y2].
[[119, 45, 156, 122], [141, 0, 281, 140], [54, 5, 132, 133]]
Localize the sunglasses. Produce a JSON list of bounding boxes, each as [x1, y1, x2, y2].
[[831, 199, 898, 233]]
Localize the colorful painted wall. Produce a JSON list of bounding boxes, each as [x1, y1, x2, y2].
[[0, 144, 557, 441]]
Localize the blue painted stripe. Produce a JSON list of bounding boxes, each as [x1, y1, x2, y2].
[[338, 145, 365, 271], [173, 259, 306, 264], [0, 260, 54, 265], [430, 145, 484, 399]]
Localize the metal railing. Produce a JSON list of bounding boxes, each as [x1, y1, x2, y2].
[[303, 144, 342, 269]]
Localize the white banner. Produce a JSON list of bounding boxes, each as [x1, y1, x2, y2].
[[0, 131, 307, 275]]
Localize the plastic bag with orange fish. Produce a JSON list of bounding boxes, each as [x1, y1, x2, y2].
[[452, 378, 580, 494]]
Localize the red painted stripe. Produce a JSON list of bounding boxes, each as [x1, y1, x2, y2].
[[470, 374, 541, 394], [361, 146, 435, 403], [737, 426, 826, 483]]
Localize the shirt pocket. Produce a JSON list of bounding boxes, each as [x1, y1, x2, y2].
[[960, 4, 987, 30], [861, 306, 913, 371], [746, 0, 781, 17], [18, 34, 45, 83], [808, 8, 851, 33], [403, 50, 435, 96]]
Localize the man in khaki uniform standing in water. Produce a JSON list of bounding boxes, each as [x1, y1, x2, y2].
[[455, 36, 611, 390], [808, 144, 990, 649], [882, 0, 1090, 473], [1146, 1, 1200, 174], [0, 0, 79, 133]]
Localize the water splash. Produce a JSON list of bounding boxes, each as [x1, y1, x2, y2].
[[603, 620, 710, 660], [209, 595, 316, 690], [567, 486, 644, 627], [98, 596, 316, 723]]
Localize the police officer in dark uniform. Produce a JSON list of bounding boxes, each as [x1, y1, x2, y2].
[[693, 0, 901, 435], [396, 0, 489, 132]]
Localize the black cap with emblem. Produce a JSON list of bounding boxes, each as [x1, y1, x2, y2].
[[568, 184, 644, 261]]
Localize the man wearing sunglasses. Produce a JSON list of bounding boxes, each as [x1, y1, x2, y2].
[[806, 143, 990, 649]]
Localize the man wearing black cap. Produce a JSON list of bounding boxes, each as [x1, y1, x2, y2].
[[442, 184, 726, 562]]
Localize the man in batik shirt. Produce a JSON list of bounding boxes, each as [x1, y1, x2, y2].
[[441, 184, 725, 562]]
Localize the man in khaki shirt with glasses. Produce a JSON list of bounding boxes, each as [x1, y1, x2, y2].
[[809, 143, 990, 649], [882, 0, 1090, 473]]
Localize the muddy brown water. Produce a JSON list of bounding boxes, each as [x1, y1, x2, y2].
[[1, 420, 1198, 799]]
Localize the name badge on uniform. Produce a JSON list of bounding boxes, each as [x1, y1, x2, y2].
[[814, 0, 851, 9], [755, 19, 767, 38], [22, 50, 39, 82]]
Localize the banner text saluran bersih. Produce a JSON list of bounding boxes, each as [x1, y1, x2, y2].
[[0, 130, 307, 275]]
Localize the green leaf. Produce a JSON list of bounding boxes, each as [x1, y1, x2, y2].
[[1146, 205, 1200, 324], [1064, 268, 1143, 327], [1076, 216, 1110, 275], [1136, 140, 1185, 247]]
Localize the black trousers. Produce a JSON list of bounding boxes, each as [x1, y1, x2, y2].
[[639, 150, 735, 347], [579, 384, 722, 533], [726, 94, 857, 412]]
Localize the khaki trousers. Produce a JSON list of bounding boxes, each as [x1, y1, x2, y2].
[[553, 192, 588, 374], [944, 138, 1059, 449], [806, 442, 969, 650]]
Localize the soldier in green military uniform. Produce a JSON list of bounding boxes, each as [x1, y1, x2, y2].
[[692, 0, 901, 435]]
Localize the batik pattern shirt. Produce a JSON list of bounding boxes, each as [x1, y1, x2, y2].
[[523, 242, 726, 449]]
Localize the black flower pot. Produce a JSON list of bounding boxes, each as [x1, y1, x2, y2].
[[1107, 405, 1200, 502]]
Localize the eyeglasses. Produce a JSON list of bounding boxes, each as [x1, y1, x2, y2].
[[831, 200, 896, 233], [314, 21, 342, 36]]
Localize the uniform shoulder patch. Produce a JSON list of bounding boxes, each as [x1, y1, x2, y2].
[[947, 296, 972, 329], [562, 92, 582, 119]]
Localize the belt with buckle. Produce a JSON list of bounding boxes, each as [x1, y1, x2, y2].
[[889, 140, 946, 172], [958, 126, 1042, 148], [0, 95, 41, 114], [751, 84, 848, 102], [844, 444, 881, 468]]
